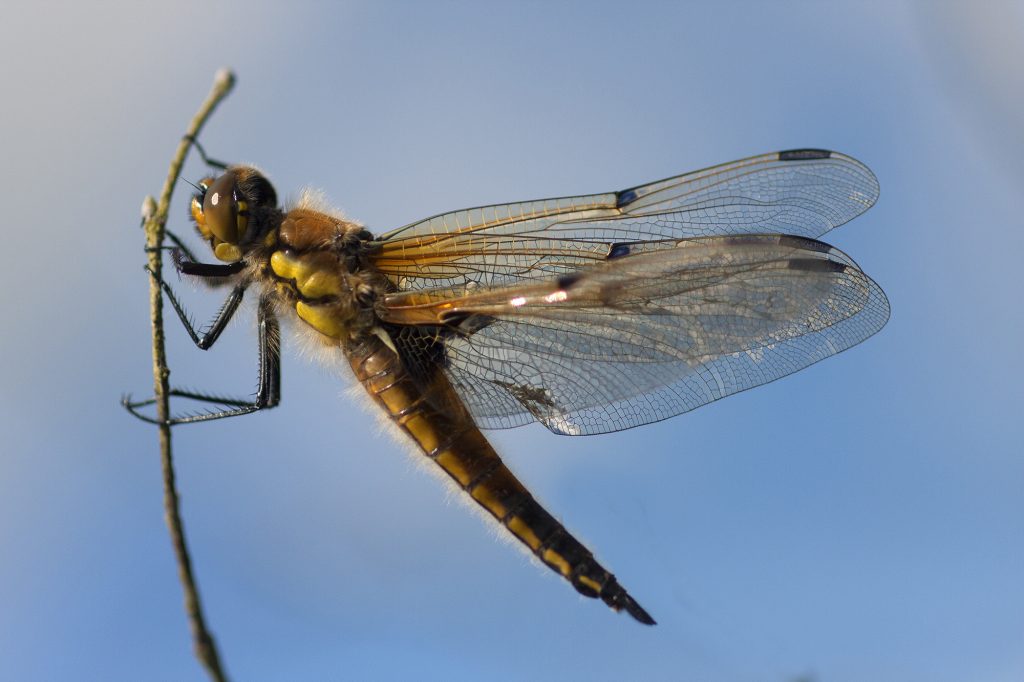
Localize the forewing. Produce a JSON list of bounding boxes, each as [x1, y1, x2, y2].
[[371, 150, 879, 291], [379, 234, 890, 435]]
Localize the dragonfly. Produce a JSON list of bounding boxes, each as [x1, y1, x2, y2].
[[126, 148, 889, 625]]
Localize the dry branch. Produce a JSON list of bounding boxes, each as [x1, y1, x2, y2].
[[138, 69, 236, 682]]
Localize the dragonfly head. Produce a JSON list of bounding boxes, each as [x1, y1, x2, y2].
[[191, 166, 279, 262]]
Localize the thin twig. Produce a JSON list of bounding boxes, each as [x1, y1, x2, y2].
[[141, 69, 236, 682]]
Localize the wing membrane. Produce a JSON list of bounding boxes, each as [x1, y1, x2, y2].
[[380, 234, 890, 435], [371, 150, 879, 291]]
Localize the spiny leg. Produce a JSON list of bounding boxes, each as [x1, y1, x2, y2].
[[124, 280, 282, 424], [158, 295, 281, 424], [145, 233, 198, 262], [159, 275, 246, 351], [143, 241, 244, 287], [156, 230, 205, 265]]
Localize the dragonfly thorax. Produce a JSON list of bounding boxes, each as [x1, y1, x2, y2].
[[264, 194, 386, 345], [266, 244, 381, 343]]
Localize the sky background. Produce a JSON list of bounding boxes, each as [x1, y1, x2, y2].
[[1, 1, 1022, 680]]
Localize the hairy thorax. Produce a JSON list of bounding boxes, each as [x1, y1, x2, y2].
[[260, 203, 386, 347]]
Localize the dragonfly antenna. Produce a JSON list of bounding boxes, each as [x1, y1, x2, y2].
[[182, 177, 203, 192]]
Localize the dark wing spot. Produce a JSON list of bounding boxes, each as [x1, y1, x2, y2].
[[452, 313, 495, 336], [778, 235, 832, 253], [787, 258, 846, 274], [778, 149, 832, 161], [616, 189, 638, 207], [607, 243, 631, 259], [556, 273, 582, 289]]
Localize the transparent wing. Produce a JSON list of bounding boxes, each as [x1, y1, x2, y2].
[[379, 234, 890, 435], [371, 149, 879, 291]]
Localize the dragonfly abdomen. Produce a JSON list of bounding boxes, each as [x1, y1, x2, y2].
[[346, 332, 655, 624]]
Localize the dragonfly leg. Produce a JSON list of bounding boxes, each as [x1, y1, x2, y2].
[[182, 134, 229, 171], [123, 293, 281, 425], [163, 230, 203, 264], [143, 231, 202, 264], [154, 270, 246, 350]]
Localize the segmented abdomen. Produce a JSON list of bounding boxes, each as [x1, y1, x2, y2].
[[345, 333, 654, 624]]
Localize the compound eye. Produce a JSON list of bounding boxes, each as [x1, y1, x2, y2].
[[190, 181, 211, 230], [203, 173, 241, 244]]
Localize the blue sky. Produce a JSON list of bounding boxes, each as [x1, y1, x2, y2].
[[1, 1, 1021, 680]]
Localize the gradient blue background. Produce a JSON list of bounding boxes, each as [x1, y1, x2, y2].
[[1, 2, 1021, 680]]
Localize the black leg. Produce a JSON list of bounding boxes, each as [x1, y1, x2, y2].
[[172, 249, 246, 279], [159, 277, 247, 350], [254, 294, 282, 412], [123, 295, 282, 425], [165, 230, 202, 264], [142, 245, 244, 281], [183, 135, 229, 171]]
